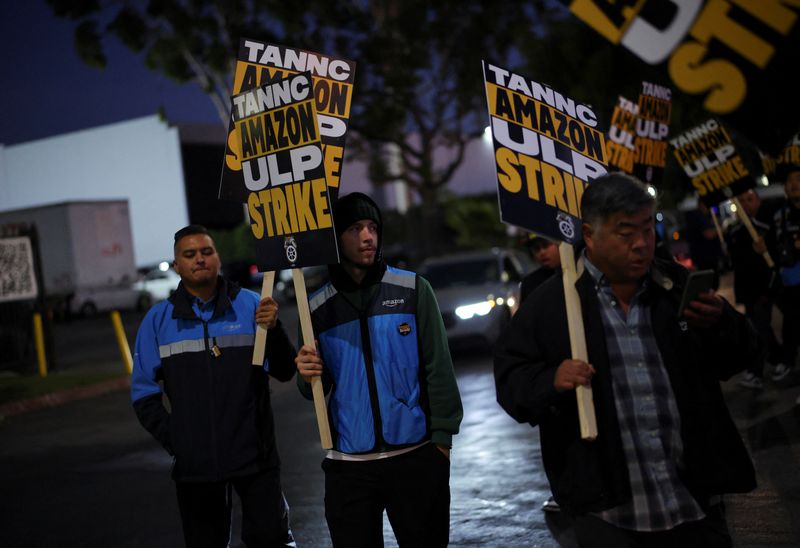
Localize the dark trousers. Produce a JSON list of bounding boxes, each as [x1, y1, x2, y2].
[[322, 443, 451, 548], [745, 297, 781, 377], [779, 285, 800, 368], [573, 504, 732, 548], [175, 467, 292, 548]]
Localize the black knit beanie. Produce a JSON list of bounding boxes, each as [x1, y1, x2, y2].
[[332, 192, 382, 237]]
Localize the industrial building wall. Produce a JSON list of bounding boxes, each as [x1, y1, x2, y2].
[[0, 115, 188, 267]]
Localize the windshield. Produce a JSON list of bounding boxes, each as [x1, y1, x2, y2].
[[422, 258, 498, 289]]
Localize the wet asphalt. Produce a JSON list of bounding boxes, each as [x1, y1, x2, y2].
[[1, 297, 799, 547]]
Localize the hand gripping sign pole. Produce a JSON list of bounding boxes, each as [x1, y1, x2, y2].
[[292, 268, 333, 449], [251, 271, 276, 366], [559, 243, 599, 440], [250, 268, 332, 449], [731, 197, 775, 268]]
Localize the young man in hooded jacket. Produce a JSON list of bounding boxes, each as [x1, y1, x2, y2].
[[295, 192, 463, 547]]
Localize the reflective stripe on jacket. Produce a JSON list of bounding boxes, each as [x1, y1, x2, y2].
[[131, 278, 295, 481]]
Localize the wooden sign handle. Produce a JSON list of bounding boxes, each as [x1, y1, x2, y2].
[[292, 268, 333, 450], [732, 197, 775, 268], [559, 243, 598, 441], [252, 271, 276, 366], [709, 207, 730, 257]]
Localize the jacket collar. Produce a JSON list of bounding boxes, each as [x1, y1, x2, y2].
[[169, 276, 241, 320], [327, 258, 388, 292], [576, 255, 677, 297]]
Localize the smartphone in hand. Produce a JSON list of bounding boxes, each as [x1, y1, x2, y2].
[[678, 269, 715, 316]]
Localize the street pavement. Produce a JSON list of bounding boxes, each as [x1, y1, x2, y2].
[[1, 292, 799, 547]]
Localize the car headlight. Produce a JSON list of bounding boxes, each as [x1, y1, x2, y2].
[[455, 300, 495, 320]]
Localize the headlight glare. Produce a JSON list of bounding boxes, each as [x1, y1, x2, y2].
[[455, 300, 495, 320]]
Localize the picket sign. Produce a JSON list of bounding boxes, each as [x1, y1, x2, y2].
[[731, 197, 775, 268], [251, 271, 276, 367], [559, 243, 598, 441], [292, 268, 333, 449]]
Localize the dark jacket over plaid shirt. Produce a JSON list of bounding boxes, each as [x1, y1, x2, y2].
[[493, 257, 757, 517]]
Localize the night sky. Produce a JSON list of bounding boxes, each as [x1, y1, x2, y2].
[[0, 0, 221, 146]]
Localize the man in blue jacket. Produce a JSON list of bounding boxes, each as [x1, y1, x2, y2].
[[131, 224, 297, 547], [495, 174, 757, 547], [295, 192, 463, 547]]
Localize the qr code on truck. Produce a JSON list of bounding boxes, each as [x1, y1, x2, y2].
[[0, 237, 39, 302]]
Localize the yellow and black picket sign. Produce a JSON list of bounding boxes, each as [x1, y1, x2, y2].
[[222, 68, 339, 450], [632, 81, 671, 185], [606, 95, 638, 174], [216, 39, 358, 451], [671, 119, 753, 205], [221, 39, 357, 203], [671, 118, 774, 268], [483, 60, 606, 441], [564, 0, 800, 156]]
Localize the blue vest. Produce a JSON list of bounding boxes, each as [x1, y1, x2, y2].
[[309, 267, 428, 453]]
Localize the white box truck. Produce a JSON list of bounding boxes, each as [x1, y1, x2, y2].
[[0, 200, 143, 315]]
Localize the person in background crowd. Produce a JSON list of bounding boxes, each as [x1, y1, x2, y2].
[[131, 225, 297, 547], [295, 192, 463, 547], [520, 234, 562, 303], [685, 200, 725, 288], [729, 190, 781, 389], [769, 166, 800, 383], [495, 173, 758, 547]]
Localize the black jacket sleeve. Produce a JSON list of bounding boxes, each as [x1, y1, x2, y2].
[[493, 277, 566, 425], [264, 320, 297, 382]]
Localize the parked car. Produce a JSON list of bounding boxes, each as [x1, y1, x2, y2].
[[418, 248, 532, 348], [70, 283, 144, 316], [132, 263, 181, 308]]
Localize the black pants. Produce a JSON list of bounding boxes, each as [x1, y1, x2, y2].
[[322, 443, 451, 548], [573, 504, 732, 548], [779, 285, 800, 368], [175, 467, 293, 548], [745, 297, 781, 377]]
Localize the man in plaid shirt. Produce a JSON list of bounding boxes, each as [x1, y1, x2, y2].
[[495, 173, 758, 547]]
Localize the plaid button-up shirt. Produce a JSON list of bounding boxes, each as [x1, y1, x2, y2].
[[583, 256, 705, 531]]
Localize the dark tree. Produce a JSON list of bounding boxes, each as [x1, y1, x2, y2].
[[48, 0, 551, 255]]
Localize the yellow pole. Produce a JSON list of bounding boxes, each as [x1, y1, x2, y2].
[[111, 310, 133, 374], [32, 312, 48, 377]]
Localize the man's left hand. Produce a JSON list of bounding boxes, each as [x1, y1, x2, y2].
[[683, 290, 724, 329], [255, 297, 278, 329], [435, 444, 450, 460]]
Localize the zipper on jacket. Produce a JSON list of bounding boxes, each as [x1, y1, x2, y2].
[[359, 314, 384, 450], [203, 320, 220, 477]]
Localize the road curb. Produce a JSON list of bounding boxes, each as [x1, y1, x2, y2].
[[0, 376, 131, 419]]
